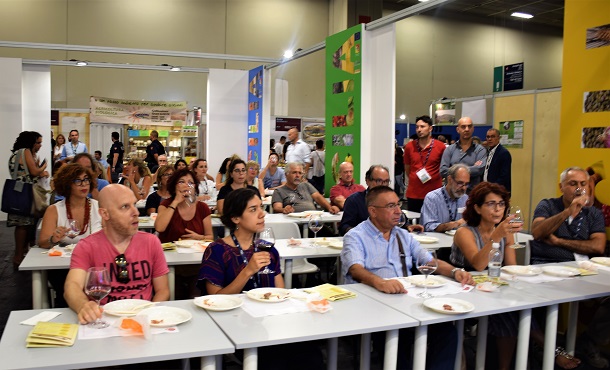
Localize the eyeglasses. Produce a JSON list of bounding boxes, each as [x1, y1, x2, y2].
[[162, 173, 174, 177], [455, 181, 470, 188], [482, 201, 506, 209], [372, 201, 403, 210], [72, 177, 91, 186], [115, 254, 130, 284], [371, 178, 391, 186], [233, 168, 247, 173], [177, 180, 195, 186]]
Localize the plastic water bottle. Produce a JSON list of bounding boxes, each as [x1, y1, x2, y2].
[[488, 243, 503, 278]]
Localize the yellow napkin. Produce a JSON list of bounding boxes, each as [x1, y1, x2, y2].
[[305, 284, 357, 301], [26, 322, 78, 347], [472, 275, 509, 286]]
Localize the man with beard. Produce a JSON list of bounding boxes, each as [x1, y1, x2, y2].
[[421, 164, 470, 232], [403, 115, 446, 212], [272, 162, 339, 214]]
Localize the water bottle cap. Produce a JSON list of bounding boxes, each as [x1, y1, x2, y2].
[[492, 242, 500, 249]]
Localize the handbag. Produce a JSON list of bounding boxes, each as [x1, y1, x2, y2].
[[1, 149, 49, 217]]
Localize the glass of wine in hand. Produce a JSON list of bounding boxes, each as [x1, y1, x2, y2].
[[84, 267, 112, 329], [66, 219, 80, 239], [255, 228, 276, 274], [308, 215, 323, 246], [416, 249, 438, 299], [397, 210, 408, 229], [507, 205, 524, 249]]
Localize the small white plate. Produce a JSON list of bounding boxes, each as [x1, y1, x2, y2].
[[445, 230, 457, 236], [287, 212, 308, 218], [423, 298, 475, 314], [542, 266, 581, 277], [103, 299, 152, 317], [407, 275, 446, 288], [412, 235, 439, 244], [315, 238, 341, 246], [591, 257, 610, 267], [328, 241, 343, 249], [137, 306, 192, 327], [246, 288, 291, 303], [174, 240, 201, 247], [194, 295, 243, 311], [501, 265, 542, 276]]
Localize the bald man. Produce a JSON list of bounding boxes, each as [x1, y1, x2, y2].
[[64, 185, 169, 325], [330, 162, 365, 209], [284, 128, 311, 175]]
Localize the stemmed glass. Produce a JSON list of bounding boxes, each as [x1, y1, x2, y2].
[[84, 267, 112, 329], [575, 187, 589, 206], [507, 206, 524, 249], [66, 219, 80, 239], [397, 211, 408, 228], [416, 249, 438, 299], [184, 183, 196, 206], [308, 215, 323, 246], [255, 228, 276, 274]]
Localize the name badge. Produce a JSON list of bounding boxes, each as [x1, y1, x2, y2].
[[416, 168, 432, 184], [457, 207, 466, 215]]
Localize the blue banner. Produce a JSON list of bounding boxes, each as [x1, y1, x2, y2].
[[247, 66, 264, 164]]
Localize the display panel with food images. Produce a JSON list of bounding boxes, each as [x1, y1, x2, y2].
[[582, 127, 610, 148], [302, 123, 325, 139], [332, 134, 354, 147], [584, 90, 610, 113], [332, 80, 355, 95], [587, 24, 610, 49]]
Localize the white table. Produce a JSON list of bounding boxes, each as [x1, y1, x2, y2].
[[275, 238, 343, 288], [206, 286, 419, 370], [0, 300, 234, 370], [209, 212, 343, 237]]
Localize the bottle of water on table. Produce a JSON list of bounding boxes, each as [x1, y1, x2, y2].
[[488, 242, 503, 278]]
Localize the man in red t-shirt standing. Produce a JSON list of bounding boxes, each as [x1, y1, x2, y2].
[[403, 115, 446, 213]]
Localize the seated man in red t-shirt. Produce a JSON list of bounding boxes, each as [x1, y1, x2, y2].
[[65, 184, 170, 325], [330, 162, 365, 210]]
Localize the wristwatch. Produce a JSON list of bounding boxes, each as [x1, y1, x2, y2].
[[451, 267, 465, 279]]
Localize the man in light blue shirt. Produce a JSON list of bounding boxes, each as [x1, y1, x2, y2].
[[60, 130, 88, 160], [94, 151, 109, 170], [421, 164, 470, 232]]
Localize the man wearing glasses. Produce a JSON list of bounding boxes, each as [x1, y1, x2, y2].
[[339, 165, 424, 235], [272, 162, 339, 214], [421, 164, 470, 232], [482, 128, 512, 192], [65, 185, 170, 325], [341, 185, 474, 369]]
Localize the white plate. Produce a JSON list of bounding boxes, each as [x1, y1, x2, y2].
[[501, 265, 542, 276], [423, 298, 475, 314], [246, 288, 291, 303], [137, 306, 193, 327], [591, 257, 610, 267], [315, 238, 341, 246], [445, 230, 457, 236], [174, 240, 201, 247], [194, 295, 243, 311], [287, 212, 308, 218], [407, 275, 446, 288], [103, 299, 152, 317], [328, 241, 343, 249], [542, 266, 581, 277], [412, 235, 439, 244]]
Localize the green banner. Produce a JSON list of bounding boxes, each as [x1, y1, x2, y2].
[[325, 24, 362, 194]]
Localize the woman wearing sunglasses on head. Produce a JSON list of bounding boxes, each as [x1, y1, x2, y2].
[[216, 159, 259, 215], [38, 163, 103, 307]]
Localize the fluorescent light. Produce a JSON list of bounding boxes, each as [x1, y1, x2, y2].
[[75, 61, 88, 66], [399, 114, 406, 120], [418, 0, 430, 2], [511, 12, 533, 19], [283, 50, 294, 59], [169, 66, 181, 71]]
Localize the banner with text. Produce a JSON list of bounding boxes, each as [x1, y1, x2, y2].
[[90, 96, 187, 126], [247, 66, 264, 164]]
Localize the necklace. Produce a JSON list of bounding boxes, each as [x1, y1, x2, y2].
[[65, 198, 91, 235]]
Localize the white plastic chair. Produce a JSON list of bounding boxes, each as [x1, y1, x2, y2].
[[266, 222, 320, 278]]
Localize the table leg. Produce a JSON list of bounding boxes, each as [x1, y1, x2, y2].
[[360, 333, 371, 370], [336, 257, 344, 285], [454, 320, 464, 370], [284, 259, 293, 289], [476, 316, 488, 370], [327, 337, 338, 370], [200, 355, 217, 370], [243, 348, 258, 370], [515, 308, 532, 370], [168, 266, 176, 301], [413, 326, 428, 370], [302, 224, 309, 238], [32, 270, 43, 309], [566, 301, 579, 354], [180, 358, 190, 370], [384, 329, 399, 370], [543, 304, 559, 370]]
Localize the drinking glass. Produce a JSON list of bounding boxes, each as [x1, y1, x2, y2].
[[416, 249, 438, 299], [84, 267, 112, 329], [66, 219, 80, 239], [575, 187, 589, 206], [287, 193, 296, 208], [255, 228, 276, 274], [507, 205, 524, 249], [397, 211, 408, 228], [184, 183, 196, 206], [308, 215, 323, 246]]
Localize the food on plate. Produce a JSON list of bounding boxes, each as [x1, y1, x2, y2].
[[150, 319, 164, 325], [443, 304, 454, 311], [287, 238, 302, 246], [263, 292, 272, 299], [120, 318, 143, 333]]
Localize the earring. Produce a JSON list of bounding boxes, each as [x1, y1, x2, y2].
[[235, 225, 239, 230]]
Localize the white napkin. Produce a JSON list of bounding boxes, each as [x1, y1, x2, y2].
[[500, 272, 567, 283], [20, 311, 62, 326], [399, 277, 474, 298], [241, 296, 310, 318]]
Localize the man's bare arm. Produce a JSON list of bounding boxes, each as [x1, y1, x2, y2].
[[545, 233, 606, 255]]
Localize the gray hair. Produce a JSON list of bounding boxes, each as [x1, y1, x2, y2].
[[487, 128, 500, 136], [286, 162, 304, 172], [560, 167, 589, 183], [447, 163, 470, 178], [365, 164, 390, 180]]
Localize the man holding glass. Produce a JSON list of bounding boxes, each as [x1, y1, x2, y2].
[[341, 186, 473, 369], [64, 184, 170, 325], [421, 164, 470, 232]]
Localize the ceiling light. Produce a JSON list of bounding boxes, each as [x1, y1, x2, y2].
[[169, 66, 181, 71], [418, 0, 430, 2], [399, 114, 406, 120], [511, 12, 533, 19], [75, 61, 88, 66], [283, 50, 294, 59]]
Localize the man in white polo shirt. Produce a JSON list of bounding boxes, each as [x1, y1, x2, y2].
[[284, 128, 311, 176]]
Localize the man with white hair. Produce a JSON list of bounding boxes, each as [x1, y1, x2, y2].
[[284, 128, 311, 176]]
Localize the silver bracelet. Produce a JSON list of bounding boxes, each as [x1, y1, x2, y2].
[[451, 267, 465, 279]]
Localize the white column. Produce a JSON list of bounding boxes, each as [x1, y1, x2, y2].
[[22, 64, 52, 168]]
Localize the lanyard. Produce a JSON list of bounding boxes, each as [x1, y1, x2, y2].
[[417, 139, 435, 168], [441, 187, 457, 221], [230, 232, 259, 288], [200, 180, 208, 194], [71, 142, 79, 155]]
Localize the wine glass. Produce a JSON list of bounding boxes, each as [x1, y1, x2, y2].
[[66, 219, 80, 239], [184, 183, 196, 206], [84, 267, 112, 329], [397, 210, 408, 228], [308, 215, 323, 246], [416, 249, 438, 299], [507, 206, 524, 249], [575, 187, 589, 206], [287, 193, 296, 208], [255, 228, 276, 274]]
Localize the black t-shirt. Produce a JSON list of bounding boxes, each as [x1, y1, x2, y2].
[[145, 139, 165, 166], [395, 146, 404, 175], [109, 141, 124, 168], [217, 184, 259, 201]]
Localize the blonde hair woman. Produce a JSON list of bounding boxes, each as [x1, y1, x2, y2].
[[246, 160, 265, 197], [120, 158, 153, 201]]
